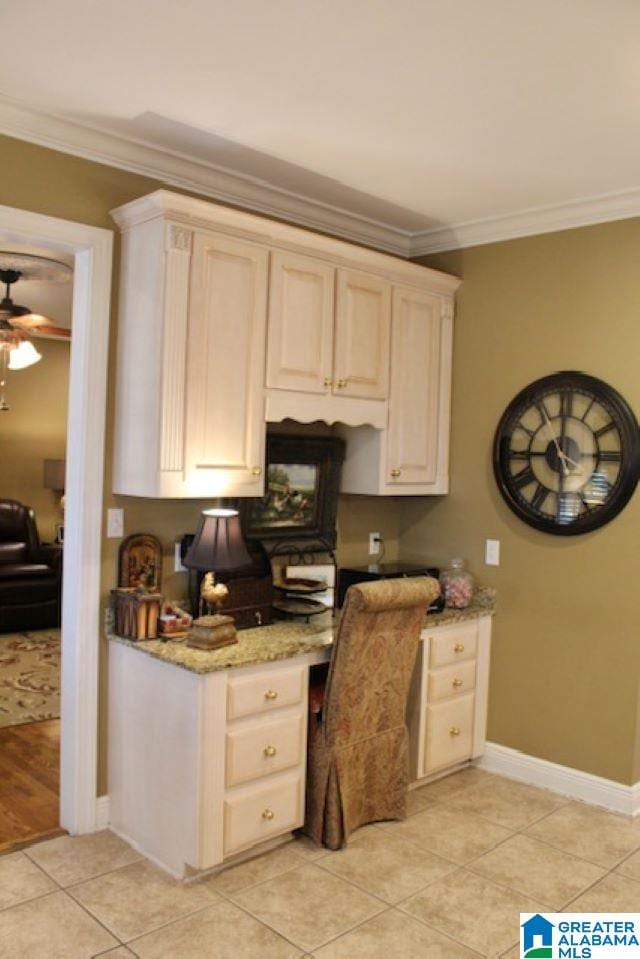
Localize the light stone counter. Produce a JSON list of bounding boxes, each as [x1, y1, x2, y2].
[[108, 586, 495, 675]]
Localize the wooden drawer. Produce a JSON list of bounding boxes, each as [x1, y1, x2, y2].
[[223, 773, 304, 856], [225, 713, 305, 788], [423, 694, 474, 775], [227, 666, 306, 720], [428, 660, 476, 703], [427, 622, 478, 668]]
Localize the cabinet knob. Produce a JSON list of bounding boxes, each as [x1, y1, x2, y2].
[[449, 727, 461, 737], [254, 611, 263, 626], [252, 466, 262, 476], [454, 643, 465, 653], [264, 744, 277, 758], [323, 376, 333, 387], [265, 689, 278, 701], [337, 378, 347, 388], [262, 808, 275, 820], [452, 678, 463, 688], [390, 468, 401, 478]]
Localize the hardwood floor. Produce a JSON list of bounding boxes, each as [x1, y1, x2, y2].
[[0, 719, 64, 853]]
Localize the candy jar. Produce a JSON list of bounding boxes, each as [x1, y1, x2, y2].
[[440, 558, 475, 609]]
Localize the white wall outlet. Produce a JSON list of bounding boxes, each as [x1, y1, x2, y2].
[[106, 508, 124, 539], [174, 541, 187, 572], [485, 539, 500, 566], [368, 531, 381, 556]]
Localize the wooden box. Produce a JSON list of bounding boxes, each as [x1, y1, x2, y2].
[[112, 589, 163, 640]]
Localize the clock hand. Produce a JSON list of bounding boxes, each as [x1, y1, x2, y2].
[[540, 408, 570, 476]]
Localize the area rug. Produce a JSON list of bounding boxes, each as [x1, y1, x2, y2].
[[0, 631, 61, 728]]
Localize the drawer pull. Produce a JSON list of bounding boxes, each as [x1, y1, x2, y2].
[[262, 808, 275, 821], [454, 643, 465, 653], [265, 689, 278, 701], [252, 466, 262, 476], [337, 378, 347, 388], [449, 726, 461, 736], [390, 468, 401, 478], [263, 744, 277, 758], [323, 376, 333, 386], [452, 678, 464, 688]]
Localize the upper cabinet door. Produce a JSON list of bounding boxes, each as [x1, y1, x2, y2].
[[266, 251, 335, 394], [333, 269, 391, 400], [184, 232, 269, 497], [386, 287, 452, 490]]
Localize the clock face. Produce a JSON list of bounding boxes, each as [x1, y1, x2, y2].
[[494, 372, 640, 535]]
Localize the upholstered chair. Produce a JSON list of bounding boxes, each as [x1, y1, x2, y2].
[[304, 575, 440, 849], [0, 499, 62, 632]]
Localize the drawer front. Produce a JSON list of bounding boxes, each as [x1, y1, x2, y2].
[[227, 666, 306, 720], [223, 773, 304, 856], [428, 660, 476, 703], [424, 694, 474, 775], [427, 622, 478, 668], [225, 713, 305, 788]]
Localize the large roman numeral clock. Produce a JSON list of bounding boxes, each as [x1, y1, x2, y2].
[[493, 372, 640, 534]]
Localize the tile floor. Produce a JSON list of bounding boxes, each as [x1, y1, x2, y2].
[[1, 768, 640, 957]]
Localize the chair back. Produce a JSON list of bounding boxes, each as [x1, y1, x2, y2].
[[0, 499, 40, 565], [322, 576, 439, 747]]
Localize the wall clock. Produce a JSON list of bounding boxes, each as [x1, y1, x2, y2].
[[493, 371, 640, 535]]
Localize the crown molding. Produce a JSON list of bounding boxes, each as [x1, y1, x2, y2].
[[410, 186, 640, 256], [0, 95, 413, 257], [2, 94, 640, 259]]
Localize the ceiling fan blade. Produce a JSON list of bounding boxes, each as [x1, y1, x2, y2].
[[29, 325, 71, 341], [10, 313, 52, 329]]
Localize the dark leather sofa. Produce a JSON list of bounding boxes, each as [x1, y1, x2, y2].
[[0, 499, 62, 632]]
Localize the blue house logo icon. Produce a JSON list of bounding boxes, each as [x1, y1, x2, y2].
[[522, 914, 554, 958]]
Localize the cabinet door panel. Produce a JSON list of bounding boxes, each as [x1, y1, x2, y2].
[[386, 287, 446, 487], [185, 233, 268, 496], [334, 269, 391, 399], [266, 251, 334, 393]]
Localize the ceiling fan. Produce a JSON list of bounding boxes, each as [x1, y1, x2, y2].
[[0, 252, 72, 411]]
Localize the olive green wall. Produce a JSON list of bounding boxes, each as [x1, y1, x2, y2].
[[404, 221, 640, 785], [0, 338, 70, 542], [0, 134, 402, 794]]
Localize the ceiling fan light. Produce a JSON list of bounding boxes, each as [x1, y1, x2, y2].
[[8, 339, 42, 370]]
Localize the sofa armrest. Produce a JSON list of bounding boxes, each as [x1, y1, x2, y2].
[[34, 543, 63, 575]]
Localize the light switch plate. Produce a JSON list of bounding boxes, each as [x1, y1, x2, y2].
[[368, 531, 381, 556], [485, 539, 500, 566], [174, 541, 187, 572], [107, 508, 124, 539]]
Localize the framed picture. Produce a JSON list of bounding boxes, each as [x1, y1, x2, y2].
[[241, 435, 344, 546], [118, 533, 163, 591]]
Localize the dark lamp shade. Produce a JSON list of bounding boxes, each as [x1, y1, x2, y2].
[[43, 458, 65, 491], [183, 508, 252, 573]]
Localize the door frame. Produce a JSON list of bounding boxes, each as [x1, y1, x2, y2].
[[0, 203, 113, 833]]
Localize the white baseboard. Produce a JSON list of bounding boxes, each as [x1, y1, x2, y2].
[[477, 742, 640, 817], [95, 795, 110, 830]]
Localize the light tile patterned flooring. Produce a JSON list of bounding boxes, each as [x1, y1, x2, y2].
[[1, 767, 640, 957]]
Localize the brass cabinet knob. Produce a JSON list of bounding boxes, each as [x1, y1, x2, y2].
[[263, 744, 277, 758], [390, 468, 401, 478], [454, 643, 465, 653], [252, 466, 262, 476], [337, 378, 347, 388], [449, 727, 461, 737], [265, 689, 278, 701], [452, 678, 463, 688], [323, 376, 333, 386], [262, 808, 275, 820]]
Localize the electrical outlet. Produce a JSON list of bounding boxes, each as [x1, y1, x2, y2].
[[174, 541, 187, 572], [369, 531, 381, 556], [485, 539, 500, 566], [107, 508, 124, 539]]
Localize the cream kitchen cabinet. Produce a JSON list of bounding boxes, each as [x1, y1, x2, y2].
[[111, 214, 268, 498], [266, 259, 391, 402]]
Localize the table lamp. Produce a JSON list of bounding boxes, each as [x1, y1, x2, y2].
[[183, 507, 251, 617]]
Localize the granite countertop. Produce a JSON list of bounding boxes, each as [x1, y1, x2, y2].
[[108, 586, 496, 675]]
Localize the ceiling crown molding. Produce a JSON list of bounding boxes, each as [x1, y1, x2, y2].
[[2, 94, 640, 259], [0, 94, 413, 257], [410, 186, 640, 256]]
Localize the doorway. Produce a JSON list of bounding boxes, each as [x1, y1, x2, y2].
[[0, 203, 112, 840]]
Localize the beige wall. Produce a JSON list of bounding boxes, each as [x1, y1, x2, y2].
[[0, 338, 69, 542], [0, 134, 403, 792], [404, 221, 640, 785]]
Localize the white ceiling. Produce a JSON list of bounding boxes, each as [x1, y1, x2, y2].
[[1, 0, 640, 252]]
